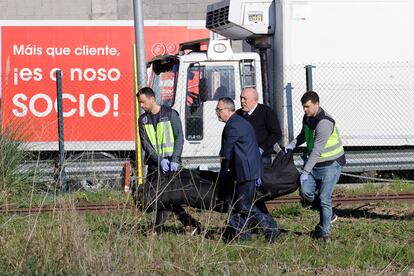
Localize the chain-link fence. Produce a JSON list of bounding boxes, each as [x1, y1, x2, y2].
[[149, 60, 414, 176], [284, 62, 414, 146], [1, 61, 414, 187], [283, 61, 414, 176]]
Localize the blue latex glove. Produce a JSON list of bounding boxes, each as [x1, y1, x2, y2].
[[160, 159, 170, 173], [170, 161, 179, 172], [300, 173, 309, 186], [284, 143, 294, 153], [255, 178, 262, 187], [259, 147, 264, 156]]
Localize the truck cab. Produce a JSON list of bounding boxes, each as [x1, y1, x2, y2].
[[147, 39, 262, 168]]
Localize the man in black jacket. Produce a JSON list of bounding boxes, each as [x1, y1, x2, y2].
[[236, 87, 283, 214], [236, 87, 282, 168]]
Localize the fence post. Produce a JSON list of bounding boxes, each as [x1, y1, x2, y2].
[[285, 82, 294, 142], [132, 0, 146, 187], [56, 70, 66, 191], [305, 65, 315, 92]]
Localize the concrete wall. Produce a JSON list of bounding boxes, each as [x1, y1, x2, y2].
[[0, 0, 219, 20]]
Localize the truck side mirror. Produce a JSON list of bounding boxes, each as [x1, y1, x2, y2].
[[199, 78, 208, 102]]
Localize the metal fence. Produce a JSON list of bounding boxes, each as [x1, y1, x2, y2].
[[283, 61, 414, 174], [1, 61, 414, 187], [285, 61, 414, 146]]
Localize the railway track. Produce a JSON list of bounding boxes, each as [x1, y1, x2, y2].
[[0, 203, 130, 215], [266, 192, 414, 208], [1, 193, 413, 215]]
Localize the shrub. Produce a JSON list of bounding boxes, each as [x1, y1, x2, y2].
[[0, 123, 35, 204]]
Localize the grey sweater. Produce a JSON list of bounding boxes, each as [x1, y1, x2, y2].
[[291, 109, 338, 173]]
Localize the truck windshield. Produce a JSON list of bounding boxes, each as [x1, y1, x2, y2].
[[148, 63, 179, 107], [186, 64, 235, 106]]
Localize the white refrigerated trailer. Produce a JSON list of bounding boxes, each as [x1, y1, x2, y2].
[[154, 0, 414, 172]]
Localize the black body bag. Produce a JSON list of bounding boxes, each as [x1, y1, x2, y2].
[[137, 151, 299, 212], [260, 150, 300, 200], [138, 169, 229, 213]]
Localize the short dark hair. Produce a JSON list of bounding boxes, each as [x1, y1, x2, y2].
[[218, 97, 235, 111], [301, 91, 319, 104], [137, 87, 155, 98]]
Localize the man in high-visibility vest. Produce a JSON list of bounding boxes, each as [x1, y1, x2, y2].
[[137, 87, 184, 176], [285, 91, 346, 241], [138, 87, 198, 236]]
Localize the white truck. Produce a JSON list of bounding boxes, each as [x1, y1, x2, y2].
[[147, 0, 414, 173], [147, 38, 264, 170]]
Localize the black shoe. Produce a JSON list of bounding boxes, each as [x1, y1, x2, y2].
[[202, 229, 214, 240], [222, 227, 235, 243], [310, 225, 322, 239], [266, 229, 281, 244], [311, 233, 329, 242], [310, 225, 329, 242]]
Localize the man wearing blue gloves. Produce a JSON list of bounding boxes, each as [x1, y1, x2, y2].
[[137, 87, 184, 176], [285, 91, 345, 241]]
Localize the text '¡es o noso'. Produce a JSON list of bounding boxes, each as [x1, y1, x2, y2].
[[13, 67, 121, 85]]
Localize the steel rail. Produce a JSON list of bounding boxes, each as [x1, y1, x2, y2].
[[1, 193, 413, 215], [0, 203, 132, 215], [266, 192, 414, 208]]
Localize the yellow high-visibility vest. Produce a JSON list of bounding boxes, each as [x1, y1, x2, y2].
[[142, 108, 175, 158], [304, 111, 344, 162]]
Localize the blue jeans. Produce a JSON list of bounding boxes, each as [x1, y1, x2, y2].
[[227, 180, 278, 241], [300, 161, 342, 236]]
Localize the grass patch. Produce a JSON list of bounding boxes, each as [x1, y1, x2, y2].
[[0, 123, 39, 207], [0, 198, 412, 274], [60, 190, 129, 205], [3, 190, 129, 209], [336, 181, 414, 196], [1, 122, 413, 273], [271, 203, 303, 218]]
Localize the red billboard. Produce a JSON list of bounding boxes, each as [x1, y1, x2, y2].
[[1, 24, 209, 146]]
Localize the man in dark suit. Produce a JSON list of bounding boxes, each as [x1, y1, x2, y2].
[[216, 97, 280, 243], [236, 87, 282, 215]]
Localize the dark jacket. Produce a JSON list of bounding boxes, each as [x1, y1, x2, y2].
[[236, 104, 282, 157], [138, 105, 184, 167], [220, 113, 263, 182]]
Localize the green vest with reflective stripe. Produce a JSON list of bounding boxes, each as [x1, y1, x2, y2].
[[304, 109, 344, 163], [142, 107, 175, 158]]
